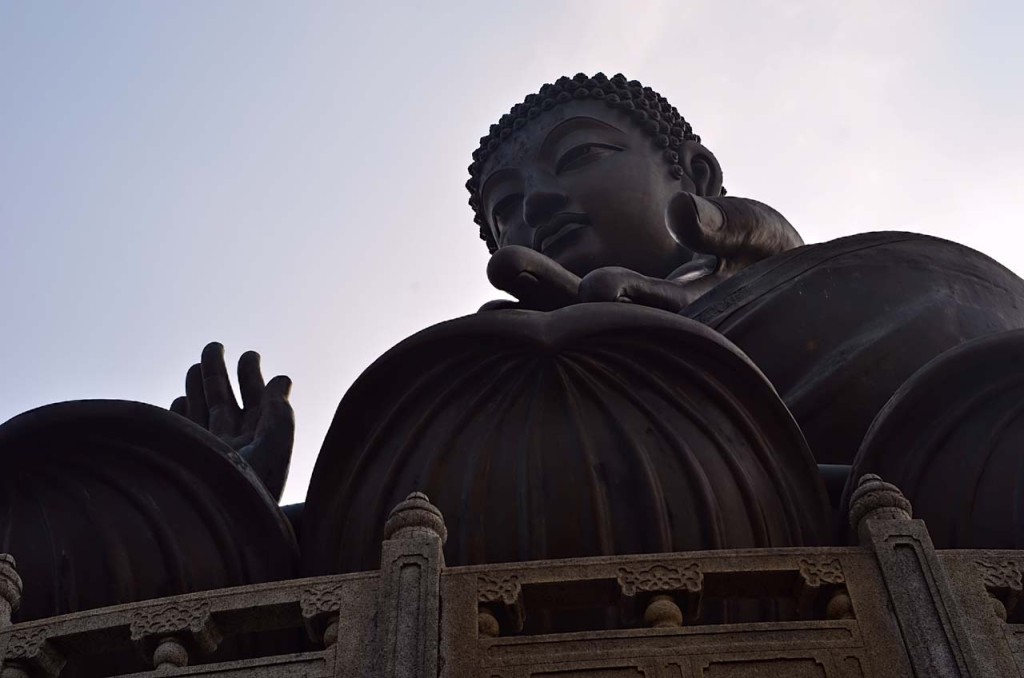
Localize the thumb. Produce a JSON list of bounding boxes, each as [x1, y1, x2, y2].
[[667, 193, 803, 266], [487, 245, 580, 311]]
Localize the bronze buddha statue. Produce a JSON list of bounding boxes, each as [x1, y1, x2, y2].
[[7, 72, 1024, 635], [164, 74, 812, 511], [168, 73, 812, 502]]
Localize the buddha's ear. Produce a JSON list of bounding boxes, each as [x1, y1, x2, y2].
[[679, 140, 724, 197]]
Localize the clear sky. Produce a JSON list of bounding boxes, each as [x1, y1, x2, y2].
[[3, 1, 1023, 504]]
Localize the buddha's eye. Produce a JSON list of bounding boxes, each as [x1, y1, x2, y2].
[[491, 193, 523, 237], [556, 143, 622, 174]]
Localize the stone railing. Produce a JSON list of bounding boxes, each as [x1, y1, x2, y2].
[[1, 478, 1022, 677]]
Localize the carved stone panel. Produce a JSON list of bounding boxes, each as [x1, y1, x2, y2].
[[300, 581, 347, 618], [479, 575, 522, 606], [975, 559, 1024, 593], [5, 625, 64, 678], [129, 599, 220, 655], [617, 563, 702, 597], [796, 558, 849, 619], [799, 559, 846, 588]]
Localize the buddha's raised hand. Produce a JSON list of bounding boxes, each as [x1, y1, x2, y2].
[[170, 342, 293, 502]]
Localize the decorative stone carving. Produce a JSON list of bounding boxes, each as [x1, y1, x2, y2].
[[383, 492, 448, 544], [300, 582, 347, 618], [974, 559, 1024, 620], [848, 474, 913, 541], [975, 559, 1024, 592], [5, 626, 64, 678], [477, 575, 524, 636], [478, 575, 521, 606], [617, 563, 702, 597], [618, 563, 702, 625], [129, 600, 221, 656], [129, 600, 212, 640], [7, 627, 50, 659], [300, 581, 347, 648], [798, 558, 846, 588], [795, 557, 850, 619]]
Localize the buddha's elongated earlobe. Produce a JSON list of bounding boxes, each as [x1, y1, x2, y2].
[[679, 140, 723, 197]]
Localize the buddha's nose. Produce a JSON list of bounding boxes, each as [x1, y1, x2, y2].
[[523, 185, 568, 229]]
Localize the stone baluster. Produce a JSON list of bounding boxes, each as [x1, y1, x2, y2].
[[300, 581, 348, 651], [0, 555, 24, 678], [617, 562, 702, 628], [129, 600, 221, 671], [0, 556, 21, 629], [849, 474, 980, 677], [643, 595, 683, 629], [374, 492, 446, 678]]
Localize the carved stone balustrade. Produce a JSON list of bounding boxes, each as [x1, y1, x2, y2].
[[1, 481, 1024, 677]]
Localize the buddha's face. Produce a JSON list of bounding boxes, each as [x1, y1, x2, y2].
[[478, 100, 699, 278]]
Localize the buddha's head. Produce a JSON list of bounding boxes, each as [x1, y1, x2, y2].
[[467, 73, 725, 278]]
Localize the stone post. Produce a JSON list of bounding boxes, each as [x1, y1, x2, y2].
[[375, 492, 447, 678], [0, 555, 23, 678], [849, 474, 982, 677], [0, 555, 21, 629]]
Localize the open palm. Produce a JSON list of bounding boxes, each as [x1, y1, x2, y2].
[[171, 342, 293, 502]]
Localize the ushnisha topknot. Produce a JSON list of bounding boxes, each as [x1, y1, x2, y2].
[[467, 72, 705, 253]]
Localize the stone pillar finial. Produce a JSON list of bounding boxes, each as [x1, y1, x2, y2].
[[849, 473, 913, 539], [383, 492, 447, 544], [0, 554, 22, 626], [377, 492, 446, 678]]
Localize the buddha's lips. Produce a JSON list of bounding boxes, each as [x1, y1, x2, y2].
[[535, 213, 591, 253]]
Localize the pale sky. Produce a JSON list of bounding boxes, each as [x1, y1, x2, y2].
[[3, 1, 1023, 503]]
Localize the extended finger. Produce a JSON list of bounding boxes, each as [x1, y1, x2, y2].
[[487, 245, 580, 311], [170, 396, 188, 416], [201, 342, 240, 436], [184, 362, 209, 427], [579, 268, 691, 313], [250, 374, 294, 501], [238, 351, 265, 411]]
